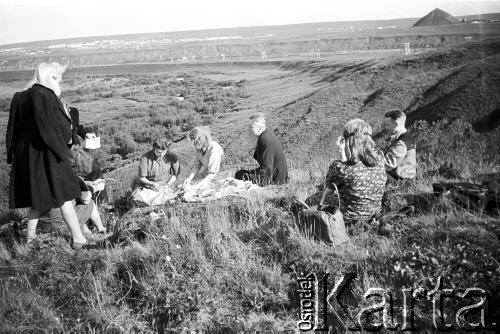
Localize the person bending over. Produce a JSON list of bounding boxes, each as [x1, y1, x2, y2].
[[182, 126, 224, 189], [42, 179, 107, 238], [134, 139, 180, 191], [235, 113, 288, 186]]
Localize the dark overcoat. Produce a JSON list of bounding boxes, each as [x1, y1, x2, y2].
[[6, 84, 81, 210], [68, 106, 87, 146], [253, 129, 288, 185]]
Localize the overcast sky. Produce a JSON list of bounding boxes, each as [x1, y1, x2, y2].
[[0, 0, 499, 45]]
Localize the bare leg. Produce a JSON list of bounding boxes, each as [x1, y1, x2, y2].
[[89, 205, 106, 232], [26, 208, 41, 243], [81, 223, 92, 238], [60, 201, 87, 244]]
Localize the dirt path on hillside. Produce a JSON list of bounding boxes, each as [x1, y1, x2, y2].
[[167, 62, 332, 165]]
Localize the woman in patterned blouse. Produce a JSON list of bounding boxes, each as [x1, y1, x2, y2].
[[326, 119, 387, 223]]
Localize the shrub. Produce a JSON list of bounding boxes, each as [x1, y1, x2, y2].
[[0, 97, 12, 112], [112, 133, 137, 158], [411, 119, 494, 172]]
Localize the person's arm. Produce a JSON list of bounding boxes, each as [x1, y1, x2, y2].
[[166, 152, 180, 187], [6, 92, 20, 164], [182, 156, 203, 188], [254, 137, 274, 181], [77, 124, 86, 139], [384, 139, 407, 173], [326, 161, 345, 189], [138, 177, 158, 190], [186, 145, 223, 187], [32, 90, 68, 161], [77, 177, 92, 204]]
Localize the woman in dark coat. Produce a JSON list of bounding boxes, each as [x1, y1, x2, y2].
[[6, 62, 88, 246]]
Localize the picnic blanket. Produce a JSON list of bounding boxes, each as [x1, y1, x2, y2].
[[132, 186, 179, 206], [183, 177, 261, 202]]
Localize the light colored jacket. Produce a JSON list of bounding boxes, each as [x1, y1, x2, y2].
[[384, 128, 417, 179]]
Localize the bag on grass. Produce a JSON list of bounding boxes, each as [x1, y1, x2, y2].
[[294, 184, 349, 246]]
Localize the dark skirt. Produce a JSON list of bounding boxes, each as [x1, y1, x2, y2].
[[10, 139, 81, 211]]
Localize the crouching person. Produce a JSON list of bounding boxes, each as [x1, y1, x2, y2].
[[70, 146, 108, 204], [235, 113, 288, 186], [41, 178, 107, 239], [132, 139, 180, 205], [382, 109, 417, 180], [181, 126, 224, 189]]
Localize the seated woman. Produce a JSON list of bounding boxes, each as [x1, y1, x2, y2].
[[41, 186, 107, 238], [325, 119, 387, 224], [131, 139, 180, 206], [70, 146, 108, 204], [133, 139, 180, 190], [67, 147, 107, 235], [182, 126, 224, 189]]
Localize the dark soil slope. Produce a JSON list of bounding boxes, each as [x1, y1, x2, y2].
[[251, 40, 500, 167], [413, 8, 460, 27]]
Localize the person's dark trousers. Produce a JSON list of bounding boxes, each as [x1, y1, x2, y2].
[[235, 169, 267, 186]]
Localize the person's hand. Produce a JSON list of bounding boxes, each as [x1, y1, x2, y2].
[[181, 179, 191, 190], [336, 136, 347, 162], [92, 179, 106, 192], [81, 190, 92, 204], [85, 133, 97, 139], [151, 182, 160, 191]]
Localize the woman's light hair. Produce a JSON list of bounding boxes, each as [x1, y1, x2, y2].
[[342, 119, 379, 167], [188, 126, 212, 152], [26, 62, 67, 96]]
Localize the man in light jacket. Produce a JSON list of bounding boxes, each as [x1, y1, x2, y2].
[[382, 109, 417, 180]]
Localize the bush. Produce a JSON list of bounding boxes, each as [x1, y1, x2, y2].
[[216, 80, 236, 87], [411, 119, 494, 172], [112, 133, 137, 158], [0, 97, 12, 112]]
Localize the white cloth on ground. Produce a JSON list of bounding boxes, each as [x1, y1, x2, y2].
[[132, 185, 178, 206], [183, 177, 261, 202]]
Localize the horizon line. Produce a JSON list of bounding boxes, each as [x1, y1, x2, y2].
[[3, 11, 497, 48]]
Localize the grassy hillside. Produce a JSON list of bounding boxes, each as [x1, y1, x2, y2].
[[0, 40, 499, 331]]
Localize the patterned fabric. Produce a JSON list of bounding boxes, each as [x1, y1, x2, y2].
[[326, 153, 387, 222]]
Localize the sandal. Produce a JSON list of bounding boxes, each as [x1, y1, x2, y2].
[[26, 235, 37, 244]]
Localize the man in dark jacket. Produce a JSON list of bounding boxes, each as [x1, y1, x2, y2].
[[235, 113, 288, 186]]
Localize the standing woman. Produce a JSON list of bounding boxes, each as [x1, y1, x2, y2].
[[6, 62, 88, 247]]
